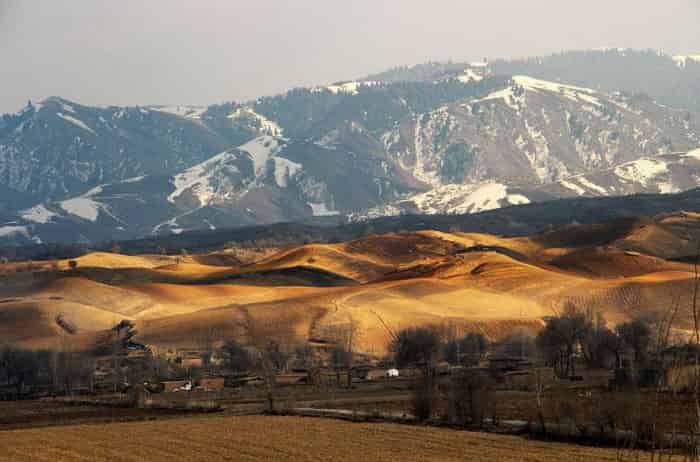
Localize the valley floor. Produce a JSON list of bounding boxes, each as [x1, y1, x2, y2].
[[0, 415, 665, 462]]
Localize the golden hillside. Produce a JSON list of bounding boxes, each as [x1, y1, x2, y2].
[[1, 211, 698, 356]]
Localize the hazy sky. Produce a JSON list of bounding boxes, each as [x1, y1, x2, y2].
[[1, 0, 698, 113]]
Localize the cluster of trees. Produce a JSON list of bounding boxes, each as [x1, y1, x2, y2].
[[389, 326, 492, 423], [390, 326, 489, 370], [0, 346, 95, 398], [535, 306, 654, 380], [390, 312, 668, 424]]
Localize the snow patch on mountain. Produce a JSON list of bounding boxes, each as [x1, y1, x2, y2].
[[168, 150, 238, 205], [273, 157, 302, 187], [457, 69, 484, 83], [0, 226, 31, 239], [576, 176, 608, 195], [168, 136, 298, 206], [83, 185, 104, 198], [121, 176, 146, 184], [239, 136, 285, 176], [411, 182, 515, 214], [56, 113, 96, 135], [685, 148, 700, 160], [227, 108, 283, 136], [613, 158, 668, 186], [59, 197, 102, 221], [507, 194, 530, 205], [513, 76, 603, 106], [474, 86, 521, 110], [358, 182, 531, 218], [20, 204, 57, 224], [523, 119, 554, 182], [322, 81, 378, 95], [308, 202, 340, 216], [658, 182, 680, 194], [672, 55, 700, 68], [559, 179, 586, 195], [149, 105, 206, 120]]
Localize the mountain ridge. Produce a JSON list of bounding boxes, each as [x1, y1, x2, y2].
[[1, 49, 699, 246]]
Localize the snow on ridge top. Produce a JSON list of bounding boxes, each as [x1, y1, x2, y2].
[[513, 75, 599, 97], [457, 69, 484, 83], [56, 112, 96, 135], [149, 105, 206, 120], [484, 75, 605, 108], [227, 107, 283, 136], [20, 204, 57, 224], [323, 81, 378, 95], [672, 55, 700, 68], [472, 75, 604, 110], [473, 86, 520, 110], [613, 158, 668, 186]]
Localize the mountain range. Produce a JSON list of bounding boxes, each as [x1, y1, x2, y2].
[[1, 48, 699, 246]]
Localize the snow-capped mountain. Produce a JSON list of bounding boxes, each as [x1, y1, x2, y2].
[[2, 49, 700, 245]]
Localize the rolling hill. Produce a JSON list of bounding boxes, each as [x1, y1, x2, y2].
[[1, 211, 698, 356]]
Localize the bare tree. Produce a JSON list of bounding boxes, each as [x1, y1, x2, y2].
[[536, 307, 592, 378], [219, 339, 252, 373], [616, 319, 651, 369], [445, 332, 488, 366], [330, 317, 357, 388], [391, 326, 442, 372]]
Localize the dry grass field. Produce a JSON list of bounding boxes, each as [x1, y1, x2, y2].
[[1, 211, 699, 354], [0, 415, 666, 462]]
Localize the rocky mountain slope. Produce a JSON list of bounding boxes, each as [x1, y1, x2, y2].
[[1, 50, 699, 246]]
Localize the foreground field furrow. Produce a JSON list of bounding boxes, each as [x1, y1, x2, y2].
[[0, 415, 670, 462]]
